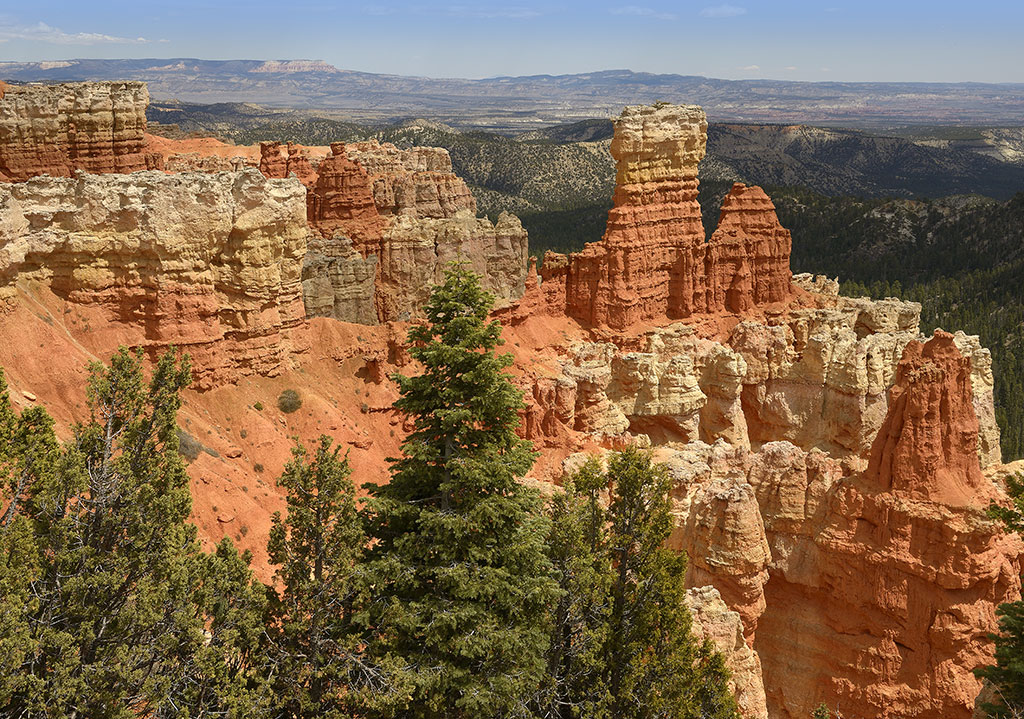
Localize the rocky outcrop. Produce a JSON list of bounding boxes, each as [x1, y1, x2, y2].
[[345, 141, 476, 218], [0, 81, 162, 181], [258, 141, 317, 190], [540, 104, 794, 330], [0, 169, 308, 387], [260, 140, 529, 324], [686, 585, 768, 719], [518, 236, 1020, 719], [303, 142, 386, 250], [867, 331, 989, 504]]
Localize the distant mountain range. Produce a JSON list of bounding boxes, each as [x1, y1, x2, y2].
[[3, 59, 1024, 130]]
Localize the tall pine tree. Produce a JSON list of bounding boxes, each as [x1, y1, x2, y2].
[[541, 449, 738, 719], [361, 263, 559, 719], [267, 435, 398, 718]]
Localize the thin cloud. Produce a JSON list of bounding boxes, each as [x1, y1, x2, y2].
[[0, 21, 148, 45], [445, 5, 543, 18], [610, 5, 678, 21], [699, 4, 747, 18], [738, 64, 760, 71], [784, 65, 798, 71]]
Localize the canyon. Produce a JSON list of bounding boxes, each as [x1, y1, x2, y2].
[[0, 81, 1020, 719]]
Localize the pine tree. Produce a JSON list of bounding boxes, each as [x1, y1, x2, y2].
[[361, 263, 559, 719], [535, 458, 613, 719], [0, 349, 268, 718], [267, 435, 394, 718], [551, 448, 739, 719], [978, 473, 1024, 718]]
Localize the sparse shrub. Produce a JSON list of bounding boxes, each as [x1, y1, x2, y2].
[[240, 429, 248, 439], [253, 401, 264, 411], [360, 403, 369, 414], [239, 524, 249, 537], [277, 389, 302, 414], [254, 464, 264, 474], [177, 428, 203, 462]]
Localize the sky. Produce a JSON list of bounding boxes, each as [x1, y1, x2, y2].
[[0, 0, 1022, 83]]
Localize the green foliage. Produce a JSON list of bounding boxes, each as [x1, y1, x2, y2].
[[535, 459, 614, 719], [812, 704, 831, 719], [278, 389, 302, 414], [267, 435, 393, 718], [254, 401, 264, 411], [0, 350, 269, 718], [361, 263, 559, 719], [538, 450, 738, 719], [978, 474, 1024, 718]]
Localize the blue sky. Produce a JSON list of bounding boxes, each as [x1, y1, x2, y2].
[[1, 1, 1021, 82]]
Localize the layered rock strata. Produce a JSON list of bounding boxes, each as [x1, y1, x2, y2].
[[529, 272, 1018, 719], [0, 169, 308, 387], [539, 104, 793, 330], [0, 81, 162, 181], [260, 140, 528, 323]]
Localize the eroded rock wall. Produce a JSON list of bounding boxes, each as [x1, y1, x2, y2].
[[0, 81, 162, 181], [260, 140, 528, 324], [527, 271, 1020, 719], [0, 168, 308, 387]]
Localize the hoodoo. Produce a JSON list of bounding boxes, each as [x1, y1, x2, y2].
[[541, 103, 794, 329], [258, 139, 528, 323]]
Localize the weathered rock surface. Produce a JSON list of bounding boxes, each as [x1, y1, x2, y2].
[[0, 169, 308, 387], [0, 94, 1016, 719], [260, 140, 528, 323], [505, 104, 1022, 719], [686, 585, 769, 719], [540, 104, 794, 329], [0, 81, 162, 181], [520, 276, 1020, 718]]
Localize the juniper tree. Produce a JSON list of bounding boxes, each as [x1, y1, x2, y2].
[[535, 459, 614, 719], [0, 349, 268, 718], [361, 263, 559, 719], [539, 448, 739, 719], [267, 435, 395, 718]]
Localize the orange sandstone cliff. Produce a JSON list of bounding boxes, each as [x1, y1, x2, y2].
[[0, 81, 162, 181], [0, 91, 1019, 719], [258, 139, 528, 324]]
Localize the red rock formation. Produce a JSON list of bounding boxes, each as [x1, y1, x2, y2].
[[706, 184, 794, 314], [258, 141, 318, 189], [551, 105, 793, 330], [867, 330, 989, 505], [0, 81, 162, 181], [305, 142, 387, 250], [345, 141, 476, 218]]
